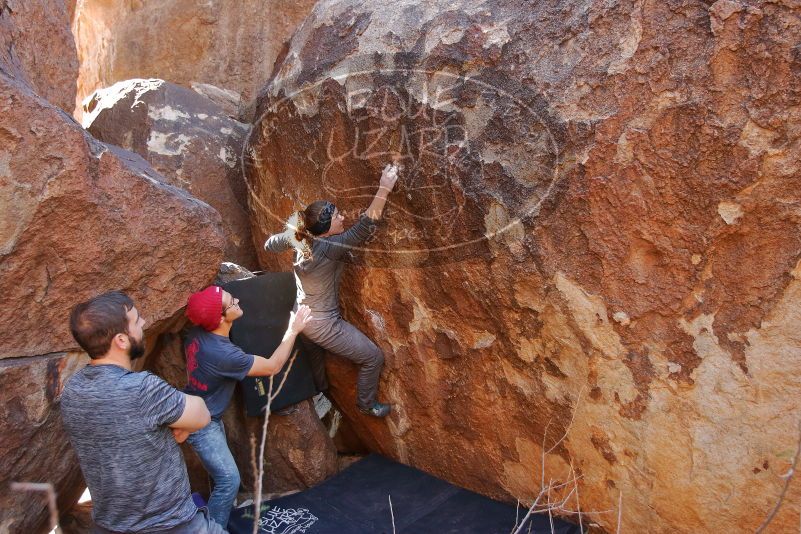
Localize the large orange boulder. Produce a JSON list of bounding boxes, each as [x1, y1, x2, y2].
[[0, 75, 224, 359], [0, 69, 225, 532], [246, 1, 801, 532], [0, 0, 77, 113], [71, 0, 317, 119], [83, 79, 257, 268]]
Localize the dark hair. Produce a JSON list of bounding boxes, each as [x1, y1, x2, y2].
[[290, 200, 335, 260], [69, 291, 135, 359]]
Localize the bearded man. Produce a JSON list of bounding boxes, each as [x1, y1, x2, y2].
[[61, 291, 222, 533]]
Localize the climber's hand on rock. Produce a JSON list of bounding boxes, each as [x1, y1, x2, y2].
[[288, 305, 313, 335], [379, 163, 399, 193]]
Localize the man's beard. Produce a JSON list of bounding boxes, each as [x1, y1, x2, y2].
[[129, 335, 146, 361]]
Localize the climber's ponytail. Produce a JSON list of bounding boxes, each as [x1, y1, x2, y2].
[[285, 210, 314, 262], [285, 200, 337, 263]]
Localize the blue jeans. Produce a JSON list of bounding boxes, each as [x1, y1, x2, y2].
[[187, 419, 240, 529]]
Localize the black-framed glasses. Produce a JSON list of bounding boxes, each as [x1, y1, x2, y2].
[[222, 297, 239, 315]]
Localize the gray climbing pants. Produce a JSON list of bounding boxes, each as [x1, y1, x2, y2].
[[301, 315, 384, 409]]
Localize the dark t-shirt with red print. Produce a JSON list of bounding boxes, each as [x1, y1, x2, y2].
[[183, 327, 254, 420]]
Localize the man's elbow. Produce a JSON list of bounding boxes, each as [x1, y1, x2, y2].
[[263, 359, 282, 377], [188, 396, 211, 431], [198, 406, 211, 429], [249, 358, 280, 377]]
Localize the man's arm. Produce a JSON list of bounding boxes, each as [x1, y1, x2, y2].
[[139, 373, 211, 443], [169, 394, 210, 432], [365, 164, 399, 220], [247, 305, 313, 377]]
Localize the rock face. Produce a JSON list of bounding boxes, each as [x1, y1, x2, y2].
[[84, 79, 257, 268], [246, 1, 801, 532], [0, 76, 225, 360], [0, 0, 78, 113], [0, 353, 87, 534], [264, 399, 338, 494], [0, 68, 225, 532], [71, 0, 317, 119]]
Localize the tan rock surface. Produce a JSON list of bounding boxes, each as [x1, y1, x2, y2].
[[0, 0, 78, 113], [246, 1, 801, 532], [84, 79, 257, 268], [71, 0, 317, 119]]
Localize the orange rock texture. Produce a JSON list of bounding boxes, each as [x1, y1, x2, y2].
[[0, 18, 225, 533], [0, 0, 77, 113], [84, 79, 257, 268], [0, 75, 225, 360], [71, 0, 317, 119], [246, 1, 801, 532]]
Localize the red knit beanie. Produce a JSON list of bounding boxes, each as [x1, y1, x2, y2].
[[186, 286, 223, 331]]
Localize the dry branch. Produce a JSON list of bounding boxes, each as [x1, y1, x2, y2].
[[389, 494, 396, 534], [755, 419, 801, 534], [509, 387, 609, 534], [250, 349, 299, 534]]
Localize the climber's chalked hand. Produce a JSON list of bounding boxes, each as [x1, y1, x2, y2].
[[380, 163, 399, 193]]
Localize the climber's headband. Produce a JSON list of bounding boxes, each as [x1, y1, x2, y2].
[[308, 202, 336, 235]]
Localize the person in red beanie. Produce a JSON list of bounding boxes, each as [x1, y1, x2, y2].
[[183, 285, 312, 529]]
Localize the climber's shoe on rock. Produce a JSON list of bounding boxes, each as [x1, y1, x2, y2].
[[358, 401, 391, 417]]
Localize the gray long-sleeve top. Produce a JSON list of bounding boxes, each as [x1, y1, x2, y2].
[[264, 215, 377, 319]]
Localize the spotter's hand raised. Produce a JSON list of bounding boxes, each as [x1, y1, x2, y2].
[[288, 305, 313, 335]]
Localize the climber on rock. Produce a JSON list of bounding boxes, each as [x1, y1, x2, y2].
[[61, 291, 224, 533], [263, 163, 399, 418], [183, 285, 312, 529]]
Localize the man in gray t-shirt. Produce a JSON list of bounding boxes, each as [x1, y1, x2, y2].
[[62, 291, 224, 533]]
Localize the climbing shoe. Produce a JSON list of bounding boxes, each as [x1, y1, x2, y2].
[[358, 402, 392, 417]]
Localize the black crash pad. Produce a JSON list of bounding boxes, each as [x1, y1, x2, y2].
[[224, 272, 319, 414], [227, 454, 581, 534]]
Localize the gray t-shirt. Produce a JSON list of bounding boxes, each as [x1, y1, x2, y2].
[[61, 364, 197, 532], [265, 214, 377, 318]]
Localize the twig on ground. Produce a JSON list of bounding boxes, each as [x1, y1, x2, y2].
[[389, 494, 396, 534], [545, 387, 585, 456], [755, 419, 801, 534], [510, 388, 592, 534], [511, 491, 545, 534], [570, 459, 583, 533], [616, 490, 622, 534], [11, 482, 61, 534]]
